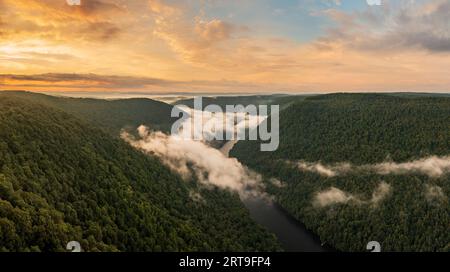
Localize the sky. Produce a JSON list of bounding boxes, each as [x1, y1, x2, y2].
[[1, 0, 450, 93]]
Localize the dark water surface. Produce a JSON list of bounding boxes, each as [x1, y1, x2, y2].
[[223, 141, 330, 252], [243, 197, 331, 252]]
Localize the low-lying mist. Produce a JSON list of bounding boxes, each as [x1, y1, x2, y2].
[[120, 106, 273, 200], [293, 156, 450, 178], [121, 125, 268, 199], [314, 182, 392, 207]]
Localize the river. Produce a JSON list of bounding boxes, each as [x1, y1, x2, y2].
[[220, 141, 330, 252], [243, 197, 330, 252]]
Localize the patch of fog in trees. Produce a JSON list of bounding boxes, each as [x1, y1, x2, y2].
[[313, 182, 392, 207], [291, 156, 450, 178], [120, 106, 277, 200], [121, 126, 271, 200], [289, 157, 450, 207]]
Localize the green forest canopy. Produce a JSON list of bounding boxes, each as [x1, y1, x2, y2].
[[0, 94, 280, 252], [231, 93, 450, 252], [0, 91, 177, 135]]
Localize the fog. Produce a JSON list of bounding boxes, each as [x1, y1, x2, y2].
[[121, 126, 268, 199], [314, 182, 392, 207], [294, 156, 450, 178]]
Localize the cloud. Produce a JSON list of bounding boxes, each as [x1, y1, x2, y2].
[[0, 73, 287, 93], [371, 182, 392, 204], [292, 156, 450, 178], [3, 0, 450, 92], [147, 0, 306, 76], [143, 0, 450, 92], [268, 178, 286, 188], [314, 182, 392, 207], [149, 0, 243, 66], [119, 105, 270, 199], [195, 19, 234, 42], [296, 161, 352, 177], [121, 125, 268, 199], [0, 73, 173, 89], [174, 105, 266, 142], [72, 0, 124, 16], [425, 184, 448, 203], [317, 0, 450, 53], [314, 187, 355, 207], [0, 0, 125, 42], [372, 156, 450, 178]]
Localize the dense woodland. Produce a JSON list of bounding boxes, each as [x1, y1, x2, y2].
[[1, 91, 177, 135], [231, 94, 450, 252], [1, 91, 448, 252], [0, 94, 280, 252], [175, 94, 303, 112]]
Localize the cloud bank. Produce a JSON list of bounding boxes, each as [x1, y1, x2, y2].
[[314, 182, 392, 207], [174, 105, 266, 142], [120, 104, 271, 198], [294, 156, 450, 178], [0, 0, 125, 42], [121, 125, 267, 199], [317, 0, 450, 53], [296, 162, 352, 178], [372, 156, 450, 177], [3, 0, 450, 92], [0, 73, 277, 93], [314, 187, 355, 207]]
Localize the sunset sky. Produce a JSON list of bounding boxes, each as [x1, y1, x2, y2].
[[1, 0, 450, 93]]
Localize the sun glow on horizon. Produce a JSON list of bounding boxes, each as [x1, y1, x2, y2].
[[1, 0, 450, 93]]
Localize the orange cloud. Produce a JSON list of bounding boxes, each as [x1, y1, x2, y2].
[[0, 73, 278, 93], [149, 0, 239, 65], [0, 0, 125, 42], [1, 0, 450, 93], [147, 0, 313, 82], [195, 19, 234, 43]]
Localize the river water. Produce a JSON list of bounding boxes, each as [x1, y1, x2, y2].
[[243, 197, 329, 252], [220, 141, 329, 252]]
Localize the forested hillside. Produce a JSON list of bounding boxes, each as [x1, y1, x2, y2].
[[231, 94, 450, 251], [0, 96, 280, 252], [0, 91, 176, 135], [175, 94, 304, 111]]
